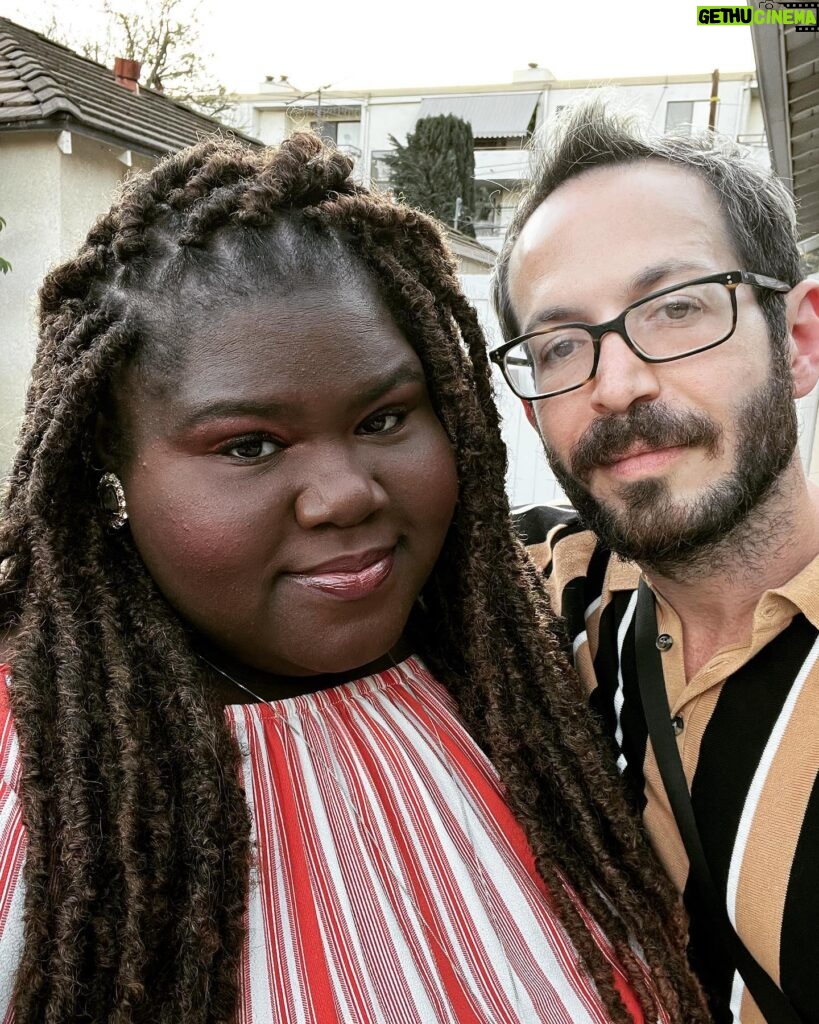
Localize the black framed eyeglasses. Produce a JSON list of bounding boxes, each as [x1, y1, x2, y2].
[[489, 270, 791, 401]]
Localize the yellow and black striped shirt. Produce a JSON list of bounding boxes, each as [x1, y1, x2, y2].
[[516, 504, 819, 1024]]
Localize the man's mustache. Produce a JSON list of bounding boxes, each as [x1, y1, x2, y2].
[[569, 402, 723, 480]]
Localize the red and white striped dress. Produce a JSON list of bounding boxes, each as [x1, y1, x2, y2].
[[0, 660, 659, 1023]]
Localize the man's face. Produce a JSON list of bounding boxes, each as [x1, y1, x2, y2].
[[507, 161, 798, 571]]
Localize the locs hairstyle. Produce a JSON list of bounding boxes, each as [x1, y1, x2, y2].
[[492, 98, 804, 349], [0, 133, 707, 1023]]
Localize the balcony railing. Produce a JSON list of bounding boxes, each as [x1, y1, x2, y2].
[[474, 222, 508, 238], [736, 132, 768, 148], [474, 148, 530, 183]]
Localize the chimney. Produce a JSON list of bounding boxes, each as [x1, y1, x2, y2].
[[512, 66, 556, 83], [114, 58, 141, 93]]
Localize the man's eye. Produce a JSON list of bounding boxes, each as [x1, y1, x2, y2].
[[225, 437, 280, 459], [531, 331, 588, 367], [660, 299, 699, 320], [359, 410, 404, 435], [545, 337, 580, 361]]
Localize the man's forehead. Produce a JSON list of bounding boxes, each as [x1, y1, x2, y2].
[[513, 161, 720, 256], [507, 161, 734, 322]]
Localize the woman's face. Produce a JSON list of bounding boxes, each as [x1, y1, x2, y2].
[[111, 280, 459, 679]]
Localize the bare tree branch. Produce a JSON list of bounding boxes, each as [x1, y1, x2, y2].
[[36, 0, 239, 120]]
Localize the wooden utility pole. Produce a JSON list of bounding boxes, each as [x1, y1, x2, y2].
[[708, 68, 720, 131]]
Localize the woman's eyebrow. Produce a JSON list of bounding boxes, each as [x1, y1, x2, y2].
[[355, 362, 425, 406], [177, 362, 426, 429], [178, 397, 292, 429]]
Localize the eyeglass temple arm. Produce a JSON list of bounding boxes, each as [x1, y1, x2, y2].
[[740, 271, 791, 293]]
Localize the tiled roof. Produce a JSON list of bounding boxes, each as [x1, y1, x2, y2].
[[0, 16, 260, 155], [445, 226, 497, 268]]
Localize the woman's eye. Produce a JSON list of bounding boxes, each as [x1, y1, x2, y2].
[[224, 437, 280, 460], [359, 410, 404, 435]]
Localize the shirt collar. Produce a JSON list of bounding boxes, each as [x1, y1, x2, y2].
[[606, 546, 819, 631]]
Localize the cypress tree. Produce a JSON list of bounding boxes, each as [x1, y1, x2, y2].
[[385, 115, 476, 236]]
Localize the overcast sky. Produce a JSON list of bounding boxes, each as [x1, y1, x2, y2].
[[2, 0, 757, 93]]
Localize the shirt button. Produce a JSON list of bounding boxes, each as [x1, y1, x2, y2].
[[655, 633, 673, 651], [671, 715, 684, 736]]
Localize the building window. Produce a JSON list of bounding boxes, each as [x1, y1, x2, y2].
[[310, 120, 337, 142], [473, 183, 502, 237], [308, 119, 361, 155], [336, 121, 361, 149], [473, 136, 522, 150], [370, 150, 393, 188], [665, 101, 695, 133]]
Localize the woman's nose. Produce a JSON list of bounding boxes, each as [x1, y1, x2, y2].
[[294, 445, 388, 529]]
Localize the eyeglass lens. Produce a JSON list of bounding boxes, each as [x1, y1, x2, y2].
[[503, 280, 734, 398]]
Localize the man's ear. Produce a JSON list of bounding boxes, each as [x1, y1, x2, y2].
[[522, 398, 541, 433], [786, 279, 819, 399]]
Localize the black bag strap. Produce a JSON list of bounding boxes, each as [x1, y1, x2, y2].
[[634, 579, 802, 1024]]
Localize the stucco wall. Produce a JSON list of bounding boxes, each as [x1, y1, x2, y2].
[[452, 253, 492, 275], [0, 131, 152, 477], [366, 99, 420, 155], [1, 133, 61, 475], [255, 109, 288, 146], [460, 273, 567, 506]]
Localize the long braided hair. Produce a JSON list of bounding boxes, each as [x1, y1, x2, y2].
[[0, 133, 708, 1023]]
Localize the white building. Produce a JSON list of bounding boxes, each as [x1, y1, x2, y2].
[[236, 68, 766, 253]]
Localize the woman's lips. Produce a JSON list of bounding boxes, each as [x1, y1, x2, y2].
[[287, 550, 395, 600]]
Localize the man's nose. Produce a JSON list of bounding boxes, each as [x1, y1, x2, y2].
[[294, 445, 388, 529], [587, 329, 661, 415]]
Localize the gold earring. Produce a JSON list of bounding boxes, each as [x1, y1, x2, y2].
[[98, 472, 128, 530]]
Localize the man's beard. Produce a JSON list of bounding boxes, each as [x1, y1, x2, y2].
[[541, 359, 799, 578]]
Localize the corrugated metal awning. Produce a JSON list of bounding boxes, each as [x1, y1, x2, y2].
[[417, 93, 539, 139]]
